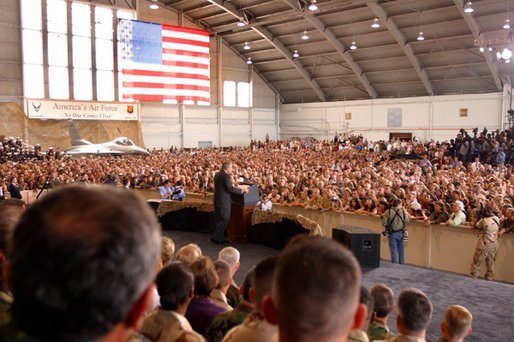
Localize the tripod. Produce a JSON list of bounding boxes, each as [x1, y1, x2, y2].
[[36, 181, 51, 200]]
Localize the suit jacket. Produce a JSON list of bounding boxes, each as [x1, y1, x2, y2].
[[213, 170, 243, 209]]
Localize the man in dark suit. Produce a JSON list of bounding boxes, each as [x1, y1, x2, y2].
[[211, 162, 247, 244], [7, 177, 22, 200]]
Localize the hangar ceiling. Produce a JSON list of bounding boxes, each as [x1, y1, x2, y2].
[[153, 0, 514, 103]]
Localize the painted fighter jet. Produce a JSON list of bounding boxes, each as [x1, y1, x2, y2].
[[65, 137, 150, 156]]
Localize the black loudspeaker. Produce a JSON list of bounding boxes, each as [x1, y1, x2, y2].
[[332, 226, 380, 268]]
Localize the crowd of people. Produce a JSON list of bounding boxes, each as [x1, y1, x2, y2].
[[1, 128, 513, 230], [0, 186, 476, 341]]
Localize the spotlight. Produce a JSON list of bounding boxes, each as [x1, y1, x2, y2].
[[301, 30, 309, 40], [308, 0, 318, 11], [350, 41, 357, 50], [464, 1, 474, 14], [246, 57, 252, 65], [243, 41, 251, 50], [292, 50, 300, 58], [417, 31, 425, 41], [371, 17, 380, 28], [504, 19, 511, 29], [479, 47, 485, 52]]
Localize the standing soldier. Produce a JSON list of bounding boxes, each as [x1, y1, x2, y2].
[[470, 206, 500, 280]]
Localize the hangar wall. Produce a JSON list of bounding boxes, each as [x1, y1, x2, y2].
[[0, 0, 23, 102], [280, 92, 505, 142], [0, 0, 279, 149]]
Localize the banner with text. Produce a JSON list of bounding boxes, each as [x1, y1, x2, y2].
[[25, 99, 140, 121]]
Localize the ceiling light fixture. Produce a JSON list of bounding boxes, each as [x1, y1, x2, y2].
[[489, 47, 493, 51], [308, 0, 318, 11], [237, 20, 246, 27], [417, 31, 425, 41], [371, 17, 380, 28], [479, 46, 485, 52], [464, 1, 474, 14], [301, 30, 309, 40], [243, 41, 251, 50], [350, 41, 357, 50], [149, 0, 159, 9], [246, 57, 252, 65], [292, 50, 300, 58], [501, 47, 512, 60]]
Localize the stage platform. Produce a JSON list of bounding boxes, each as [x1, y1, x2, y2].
[[166, 230, 514, 342]]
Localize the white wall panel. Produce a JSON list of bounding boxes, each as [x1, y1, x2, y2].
[[281, 93, 503, 142], [183, 124, 219, 148]]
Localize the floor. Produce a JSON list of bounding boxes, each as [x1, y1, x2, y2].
[[165, 230, 514, 342]]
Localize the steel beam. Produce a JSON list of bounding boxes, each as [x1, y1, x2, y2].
[[452, 0, 502, 90], [366, 0, 434, 96], [281, 0, 377, 98], [206, 0, 326, 101]]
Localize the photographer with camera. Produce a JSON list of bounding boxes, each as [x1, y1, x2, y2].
[[170, 180, 185, 201], [382, 198, 410, 265]]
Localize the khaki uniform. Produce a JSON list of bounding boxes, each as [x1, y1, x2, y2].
[[470, 216, 500, 280], [222, 312, 278, 342], [140, 309, 205, 342], [349, 329, 370, 342]]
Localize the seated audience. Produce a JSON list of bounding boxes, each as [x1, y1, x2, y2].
[[140, 261, 204, 342], [349, 286, 374, 342], [218, 247, 242, 308], [378, 288, 433, 342], [223, 256, 278, 342], [176, 243, 203, 266], [186, 256, 228, 335], [161, 236, 176, 267], [438, 305, 473, 342], [0, 185, 161, 341], [206, 268, 255, 342], [0, 198, 25, 320], [210, 260, 233, 310], [368, 284, 395, 341], [159, 179, 174, 199], [447, 201, 467, 227], [257, 194, 273, 211], [263, 236, 365, 342]]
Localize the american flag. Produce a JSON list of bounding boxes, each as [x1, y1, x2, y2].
[[118, 19, 210, 105]]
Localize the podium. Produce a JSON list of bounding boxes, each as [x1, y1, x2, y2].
[[227, 184, 259, 242]]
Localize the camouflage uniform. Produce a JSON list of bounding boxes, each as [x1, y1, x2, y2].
[[140, 309, 204, 342], [367, 319, 394, 341], [226, 284, 241, 309], [205, 302, 253, 342], [500, 217, 514, 233], [470, 215, 500, 280]]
